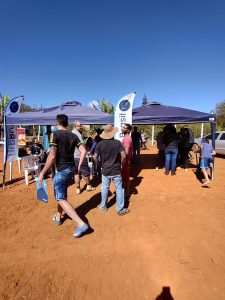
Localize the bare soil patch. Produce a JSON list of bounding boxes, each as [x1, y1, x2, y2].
[[0, 145, 225, 300]]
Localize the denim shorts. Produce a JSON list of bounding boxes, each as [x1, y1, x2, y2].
[[53, 166, 75, 200], [200, 157, 213, 169]]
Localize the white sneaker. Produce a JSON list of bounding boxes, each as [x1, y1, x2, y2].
[[76, 188, 81, 194], [86, 185, 96, 191]]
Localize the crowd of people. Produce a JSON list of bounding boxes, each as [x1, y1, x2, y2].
[[155, 124, 215, 184], [32, 115, 215, 239]]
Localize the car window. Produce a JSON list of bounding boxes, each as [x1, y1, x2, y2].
[[219, 133, 225, 140], [204, 133, 219, 140], [215, 133, 220, 139], [204, 134, 211, 139]]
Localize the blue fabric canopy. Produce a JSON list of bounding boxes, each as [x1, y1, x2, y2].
[[132, 103, 216, 125], [5, 102, 113, 125], [132, 103, 216, 149]]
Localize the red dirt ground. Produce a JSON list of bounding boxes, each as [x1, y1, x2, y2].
[[0, 145, 225, 300]]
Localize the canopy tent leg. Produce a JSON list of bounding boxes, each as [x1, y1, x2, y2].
[[201, 123, 204, 139], [151, 125, 155, 145]]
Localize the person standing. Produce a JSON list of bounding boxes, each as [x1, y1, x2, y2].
[[72, 120, 96, 194], [200, 139, 216, 185], [163, 125, 179, 175], [121, 123, 133, 197], [155, 129, 165, 170], [178, 127, 191, 170], [141, 131, 148, 149], [131, 126, 142, 163], [38, 114, 89, 238], [93, 124, 129, 215]]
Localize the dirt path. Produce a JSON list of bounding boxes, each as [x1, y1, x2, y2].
[[0, 146, 225, 300]]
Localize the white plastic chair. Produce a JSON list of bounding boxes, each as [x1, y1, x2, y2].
[[22, 155, 40, 185]]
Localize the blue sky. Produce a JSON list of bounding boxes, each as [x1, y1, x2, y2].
[[1, 0, 225, 113]]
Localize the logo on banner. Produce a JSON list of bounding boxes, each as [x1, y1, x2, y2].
[[9, 101, 20, 113], [119, 100, 130, 111], [114, 92, 136, 141]]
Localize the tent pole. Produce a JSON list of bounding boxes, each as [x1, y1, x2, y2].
[[151, 125, 154, 145], [37, 125, 40, 141], [201, 123, 204, 138]]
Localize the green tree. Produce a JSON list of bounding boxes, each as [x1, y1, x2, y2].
[[20, 103, 41, 112], [91, 99, 114, 115], [0, 95, 10, 112], [212, 100, 225, 130]]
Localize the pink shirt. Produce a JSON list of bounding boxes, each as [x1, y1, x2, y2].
[[122, 135, 133, 161]]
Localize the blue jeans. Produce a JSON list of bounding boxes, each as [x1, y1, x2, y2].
[[53, 166, 75, 200], [165, 148, 178, 173], [101, 174, 124, 212]]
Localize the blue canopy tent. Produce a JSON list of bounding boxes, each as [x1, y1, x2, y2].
[[132, 102, 216, 149], [5, 101, 112, 126]]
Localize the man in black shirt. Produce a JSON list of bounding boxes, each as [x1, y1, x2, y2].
[[94, 124, 129, 215], [38, 114, 89, 238]]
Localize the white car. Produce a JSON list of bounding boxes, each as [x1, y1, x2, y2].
[[194, 131, 225, 155]]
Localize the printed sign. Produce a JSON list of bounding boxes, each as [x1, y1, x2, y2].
[[17, 128, 26, 145], [114, 92, 136, 141]]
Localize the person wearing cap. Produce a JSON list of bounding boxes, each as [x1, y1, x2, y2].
[[93, 124, 129, 215]]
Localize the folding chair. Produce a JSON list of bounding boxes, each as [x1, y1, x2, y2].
[[22, 155, 41, 185]]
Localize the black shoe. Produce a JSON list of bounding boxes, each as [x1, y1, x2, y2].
[[164, 171, 170, 175], [171, 172, 176, 176]]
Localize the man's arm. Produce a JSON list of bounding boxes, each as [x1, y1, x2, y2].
[[77, 143, 87, 173], [121, 150, 126, 168], [93, 152, 99, 166], [38, 145, 56, 183]]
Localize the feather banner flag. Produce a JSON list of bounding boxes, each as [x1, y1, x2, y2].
[[114, 92, 136, 141]]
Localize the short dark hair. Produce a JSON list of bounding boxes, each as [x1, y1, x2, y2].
[[124, 123, 132, 131], [56, 114, 68, 127], [203, 139, 210, 144]]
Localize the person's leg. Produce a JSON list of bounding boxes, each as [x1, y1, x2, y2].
[[165, 148, 171, 173], [100, 174, 110, 208], [122, 162, 130, 196], [171, 148, 178, 173], [137, 145, 141, 162], [202, 168, 210, 183], [75, 174, 80, 188], [183, 148, 190, 169], [53, 167, 89, 237], [58, 200, 84, 227], [200, 158, 210, 184], [55, 203, 63, 222], [112, 175, 124, 212], [81, 159, 95, 191]]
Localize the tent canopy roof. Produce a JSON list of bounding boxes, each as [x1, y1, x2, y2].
[[132, 102, 216, 125], [6, 102, 112, 125]]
